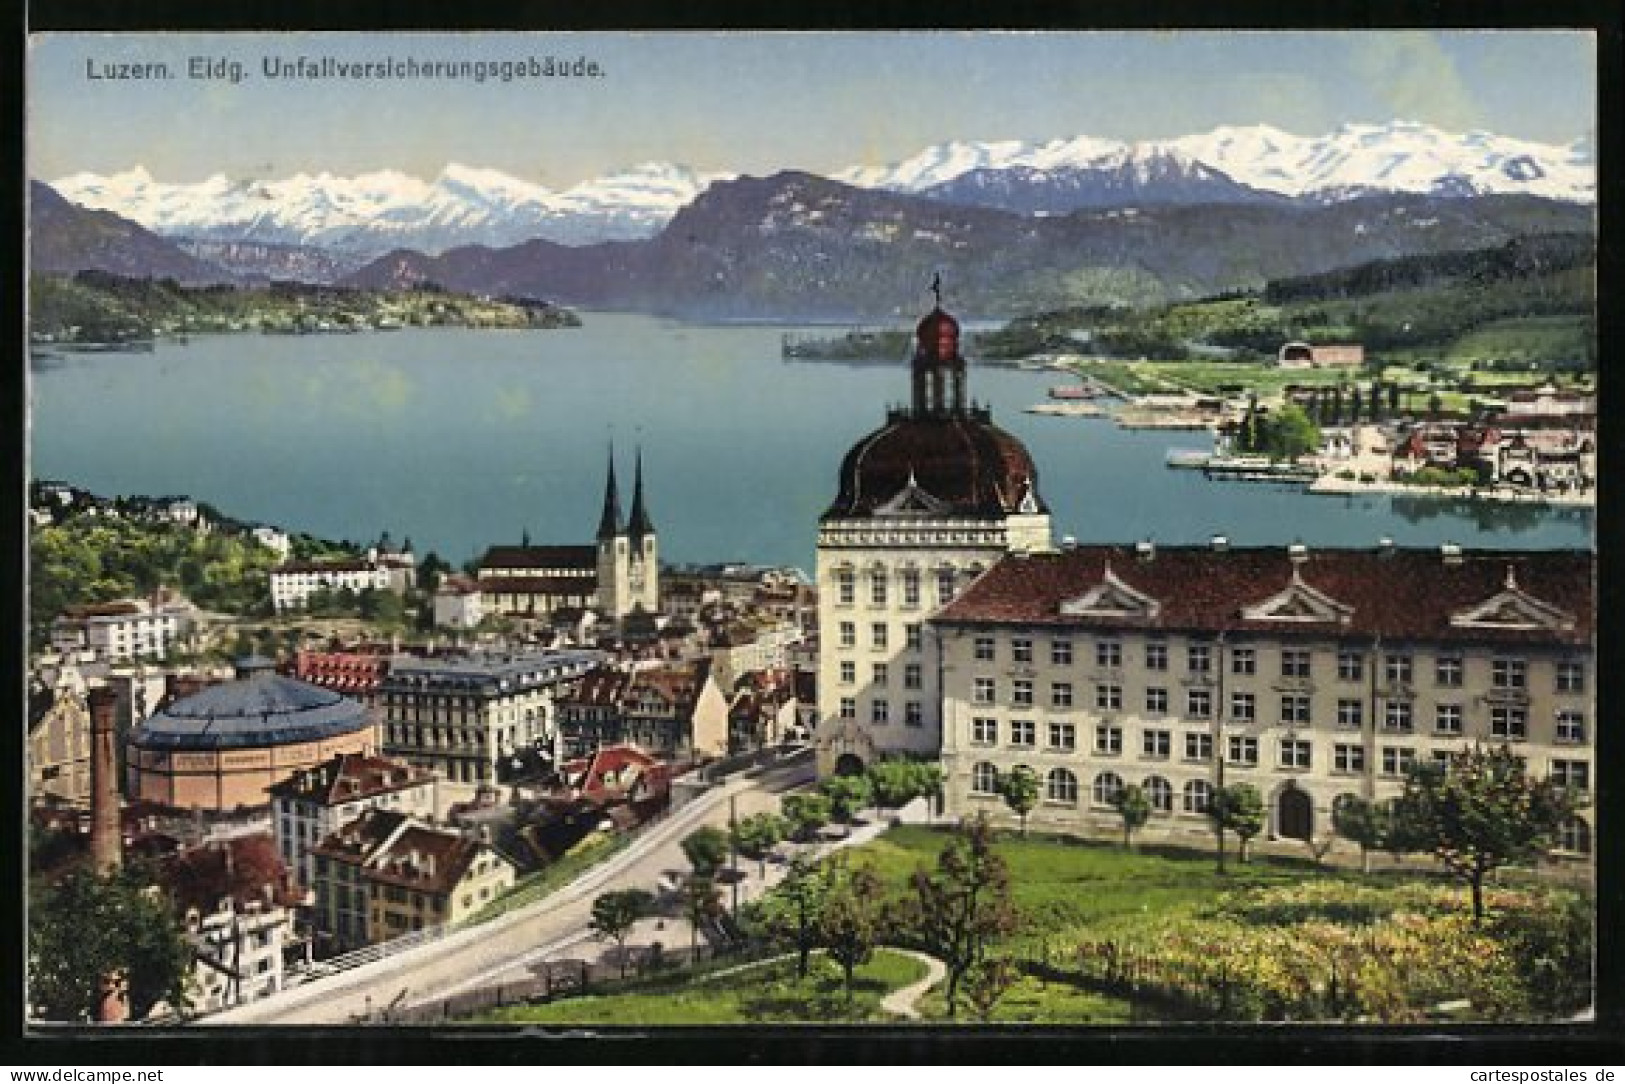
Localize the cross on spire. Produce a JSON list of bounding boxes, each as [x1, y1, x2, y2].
[[929, 271, 943, 308]]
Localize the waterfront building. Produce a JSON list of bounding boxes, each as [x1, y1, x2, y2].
[[931, 542, 1593, 860], [814, 287, 1052, 775], [125, 657, 376, 813], [308, 808, 516, 951], [268, 752, 439, 892], [379, 649, 604, 785], [475, 448, 659, 623]]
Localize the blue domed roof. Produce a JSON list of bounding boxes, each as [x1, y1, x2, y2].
[[131, 668, 369, 751]]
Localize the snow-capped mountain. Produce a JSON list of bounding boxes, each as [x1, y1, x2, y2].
[[49, 161, 734, 256], [850, 121, 1592, 207], [46, 121, 1592, 264]]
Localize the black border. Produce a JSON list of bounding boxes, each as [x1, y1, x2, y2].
[[9, 0, 1624, 1067]]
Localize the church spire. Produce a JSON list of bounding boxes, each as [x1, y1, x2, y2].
[[596, 445, 623, 541], [628, 446, 655, 540]]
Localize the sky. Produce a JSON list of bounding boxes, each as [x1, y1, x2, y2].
[[27, 30, 1597, 187]]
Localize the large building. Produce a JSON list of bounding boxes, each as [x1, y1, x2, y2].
[[379, 649, 604, 785], [125, 657, 377, 812], [932, 543, 1594, 858], [50, 596, 192, 662], [475, 448, 659, 622], [268, 752, 440, 891], [554, 660, 729, 761], [814, 287, 1052, 775]]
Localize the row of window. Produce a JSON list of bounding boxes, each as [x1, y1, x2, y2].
[[965, 717, 1591, 785], [838, 660, 926, 688], [964, 681, 1585, 741], [836, 697, 926, 727], [832, 568, 966, 609], [835, 621, 924, 652], [969, 637, 1585, 693]]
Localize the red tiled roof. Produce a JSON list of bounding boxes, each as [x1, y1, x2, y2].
[[478, 576, 598, 597], [480, 545, 597, 571], [935, 545, 1592, 646], [267, 752, 433, 805], [560, 666, 632, 708], [163, 834, 301, 912], [368, 824, 484, 894]]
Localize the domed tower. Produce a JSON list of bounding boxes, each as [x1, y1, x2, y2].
[[814, 280, 1052, 777]]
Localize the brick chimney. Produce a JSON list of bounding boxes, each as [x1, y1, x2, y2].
[[88, 686, 122, 874]]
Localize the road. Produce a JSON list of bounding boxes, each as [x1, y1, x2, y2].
[[203, 755, 820, 1026]]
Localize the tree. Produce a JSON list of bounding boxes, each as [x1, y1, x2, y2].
[[1332, 794, 1389, 873], [1392, 746, 1575, 923], [1212, 783, 1265, 862], [755, 855, 831, 978], [997, 765, 1040, 837], [815, 859, 886, 1009], [907, 815, 1018, 1019], [819, 774, 873, 831], [867, 758, 926, 814], [29, 866, 193, 1022], [732, 812, 789, 878], [1112, 784, 1152, 850], [783, 793, 832, 843], [683, 875, 723, 960], [680, 826, 730, 878], [1266, 403, 1321, 461], [962, 956, 1019, 1022], [589, 888, 654, 977]]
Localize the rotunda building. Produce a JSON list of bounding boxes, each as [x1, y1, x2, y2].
[[126, 657, 376, 813]]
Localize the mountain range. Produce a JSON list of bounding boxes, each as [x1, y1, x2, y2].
[[47, 121, 1593, 261]]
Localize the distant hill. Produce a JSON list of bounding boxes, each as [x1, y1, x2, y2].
[[340, 171, 1594, 319], [29, 181, 235, 285]]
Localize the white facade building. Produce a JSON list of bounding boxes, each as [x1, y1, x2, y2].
[[269, 560, 393, 613]]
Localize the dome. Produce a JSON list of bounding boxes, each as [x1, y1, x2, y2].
[[915, 306, 961, 364], [827, 409, 1047, 519], [131, 667, 370, 751]]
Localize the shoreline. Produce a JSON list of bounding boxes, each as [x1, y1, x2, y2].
[[1306, 474, 1595, 508]]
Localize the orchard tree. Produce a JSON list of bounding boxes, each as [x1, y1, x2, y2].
[[815, 858, 886, 1009], [1332, 794, 1389, 873], [907, 815, 1018, 1019], [997, 766, 1040, 837], [1212, 783, 1265, 862], [589, 888, 654, 977], [680, 826, 731, 878], [1112, 784, 1152, 850], [1393, 746, 1575, 922]]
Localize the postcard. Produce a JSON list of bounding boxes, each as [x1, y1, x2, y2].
[[22, 27, 1600, 1044]]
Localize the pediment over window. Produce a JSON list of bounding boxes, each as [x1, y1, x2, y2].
[[1450, 567, 1575, 631], [873, 471, 951, 518], [1240, 570, 1355, 625], [1059, 564, 1161, 619]]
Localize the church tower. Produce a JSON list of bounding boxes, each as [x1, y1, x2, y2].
[[814, 277, 1052, 777], [595, 446, 632, 618], [625, 447, 660, 614]]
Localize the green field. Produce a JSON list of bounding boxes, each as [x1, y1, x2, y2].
[[477, 949, 929, 1025], [1444, 316, 1593, 365]]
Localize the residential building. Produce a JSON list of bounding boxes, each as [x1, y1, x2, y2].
[[269, 560, 393, 613], [294, 645, 393, 706], [308, 808, 516, 951], [432, 574, 486, 630], [814, 288, 1052, 776], [555, 660, 729, 761], [268, 752, 439, 892], [379, 649, 604, 785], [728, 668, 805, 751], [366, 533, 417, 594], [932, 542, 1593, 861], [50, 596, 192, 662], [250, 526, 292, 561]]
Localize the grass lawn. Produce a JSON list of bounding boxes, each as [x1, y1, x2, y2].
[[852, 827, 1321, 955], [469, 831, 632, 925], [476, 949, 929, 1025]]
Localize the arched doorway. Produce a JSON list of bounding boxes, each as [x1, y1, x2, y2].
[[1278, 785, 1313, 841], [833, 753, 866, 778]]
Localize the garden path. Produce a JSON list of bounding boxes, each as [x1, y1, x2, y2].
[[879, 950, 947, 1020]]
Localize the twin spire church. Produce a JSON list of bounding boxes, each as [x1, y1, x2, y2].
[[474, 447, 660, 621]]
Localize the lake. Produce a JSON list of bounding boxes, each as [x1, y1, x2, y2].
[[29, 314, 1593, 572]]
